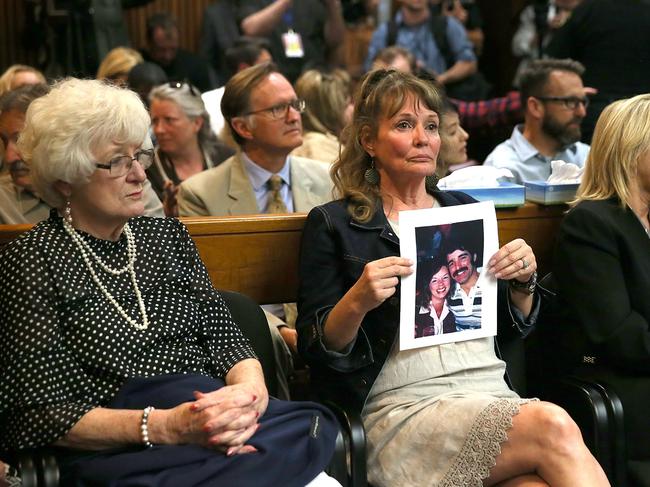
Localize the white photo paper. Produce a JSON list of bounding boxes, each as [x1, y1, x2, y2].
[[398, 201, 499, 350]]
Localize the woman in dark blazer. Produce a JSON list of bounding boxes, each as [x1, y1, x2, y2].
[[296, 69, 609, 487], [552, 94, 650, 486]]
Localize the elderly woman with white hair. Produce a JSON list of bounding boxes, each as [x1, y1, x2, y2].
[[0, 78, 340, 487], [148, 81, 234, 216]]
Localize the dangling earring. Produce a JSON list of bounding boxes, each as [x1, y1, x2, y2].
[[364, 157, 380, 185], [425, 174, 439, 191], [64, 200, 73, 225]]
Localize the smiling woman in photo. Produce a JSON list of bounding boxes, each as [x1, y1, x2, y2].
[[415, 255, 456, 337]]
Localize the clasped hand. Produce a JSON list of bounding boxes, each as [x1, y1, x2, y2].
[[163, 382, 268, 456]]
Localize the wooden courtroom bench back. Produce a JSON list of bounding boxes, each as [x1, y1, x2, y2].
[[0, 204, 566, 305]]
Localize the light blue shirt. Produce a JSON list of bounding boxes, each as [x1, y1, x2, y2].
[[364, 11, 476, 73], [242, 153, 294, 213], [483, 125, 590, 183]]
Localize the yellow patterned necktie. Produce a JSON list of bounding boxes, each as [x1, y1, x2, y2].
[[267, 174, 288, 213]]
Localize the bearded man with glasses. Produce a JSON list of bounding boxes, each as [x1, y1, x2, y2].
[[177, 62, 333, 400], [484, 58, 590, 184]]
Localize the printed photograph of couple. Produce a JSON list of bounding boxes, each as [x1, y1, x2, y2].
[[414, 219, 484, 338], [399, 202, 498, 350]]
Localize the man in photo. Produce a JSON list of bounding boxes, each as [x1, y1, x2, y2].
[[444, 223, 483, 330]]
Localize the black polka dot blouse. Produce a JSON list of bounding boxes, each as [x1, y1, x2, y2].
[[0, 212, 256, 450]]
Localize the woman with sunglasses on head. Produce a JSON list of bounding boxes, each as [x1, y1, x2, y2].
[[297, 69, 609, 487], [149, 81, 234, 216], [0, 78, 340, 487]]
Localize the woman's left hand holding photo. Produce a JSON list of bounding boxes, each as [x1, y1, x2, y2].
[[487, 238, 536, 282]]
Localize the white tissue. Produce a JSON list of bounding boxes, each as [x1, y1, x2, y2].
[[438, 166, 514, 189], [546, 160, 583, 184]]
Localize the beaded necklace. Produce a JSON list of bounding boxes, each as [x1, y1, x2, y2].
[[62, 219, 150, 330]]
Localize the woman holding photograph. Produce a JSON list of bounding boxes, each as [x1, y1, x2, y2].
[[296, 69, 609, 486], [415, 256, 456, 337]]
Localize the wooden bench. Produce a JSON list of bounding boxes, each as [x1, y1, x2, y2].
[[0, 203, 567, 302]]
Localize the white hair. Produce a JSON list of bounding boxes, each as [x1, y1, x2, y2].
[[17, 78, 151, 208], [149, 81, 220, 153]]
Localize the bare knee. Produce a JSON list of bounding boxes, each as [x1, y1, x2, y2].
[[528, 402, 584, 456]]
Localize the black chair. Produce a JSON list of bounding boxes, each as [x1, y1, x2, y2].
[[1, 290, 367, 487], [524, 273, 628, 487], [220, 290, 367, 487]]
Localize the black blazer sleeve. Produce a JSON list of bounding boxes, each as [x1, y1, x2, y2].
[[555, 201, 650, 372], [296, 206, 374, 373]]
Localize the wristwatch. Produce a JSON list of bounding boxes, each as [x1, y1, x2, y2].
[[509, 271, 537, 295]]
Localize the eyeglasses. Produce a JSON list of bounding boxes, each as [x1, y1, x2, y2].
[[95, 149, 154, 176], [167, 81, 200, 97], [243, 98, 306, 120], [535, 96, 590, 110]]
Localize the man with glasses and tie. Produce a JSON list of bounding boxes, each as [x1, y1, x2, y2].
[[177, 62, 332, 399], [484, 58, 590, 184], [177, 61, 331, 219]]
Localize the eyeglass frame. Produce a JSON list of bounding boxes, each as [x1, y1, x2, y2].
[[95, 149, 155, 175], [534, 95, 590, 110], [242, 98, 306, 120]]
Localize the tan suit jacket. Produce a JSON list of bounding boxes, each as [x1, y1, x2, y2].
[[0, 176, 163, 224], [0, 175, 50, 224], [177, 152, 333, 216]]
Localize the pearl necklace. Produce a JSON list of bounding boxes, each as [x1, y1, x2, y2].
[[62, 218, 150, 330]]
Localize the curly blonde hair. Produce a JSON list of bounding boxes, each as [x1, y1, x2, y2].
[[332, 69, 443, 222]]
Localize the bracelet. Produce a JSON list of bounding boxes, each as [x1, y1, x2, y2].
[[509, 271, 538, 295], [141, 406, 155, 448]]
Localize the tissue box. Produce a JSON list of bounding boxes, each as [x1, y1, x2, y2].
[[524, 181, 579, 205], [447, 182, 525, 208]]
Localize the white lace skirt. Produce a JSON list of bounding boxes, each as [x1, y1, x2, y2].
[[362, 337, 536, 486]]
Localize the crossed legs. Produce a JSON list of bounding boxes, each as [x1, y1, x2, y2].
[[485, 401, 610, 487]]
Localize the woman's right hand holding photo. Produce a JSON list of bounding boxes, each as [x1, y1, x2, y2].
[[323, 257, 413, 351], [349, 256, 413, 314]]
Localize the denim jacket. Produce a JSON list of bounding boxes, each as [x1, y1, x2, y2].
[[296, 191, 539, 413]]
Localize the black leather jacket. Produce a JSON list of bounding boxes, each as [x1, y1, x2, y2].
[[296, 191, 538, 413]]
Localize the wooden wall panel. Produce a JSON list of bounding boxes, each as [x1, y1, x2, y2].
[[124, 0, 213, 54], [1, 0, 530, 90], [0, 0, 35, 72], [0, 0, 213, 73]]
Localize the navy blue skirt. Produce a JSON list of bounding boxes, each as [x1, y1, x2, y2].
[[57, 374, 338, 487]]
